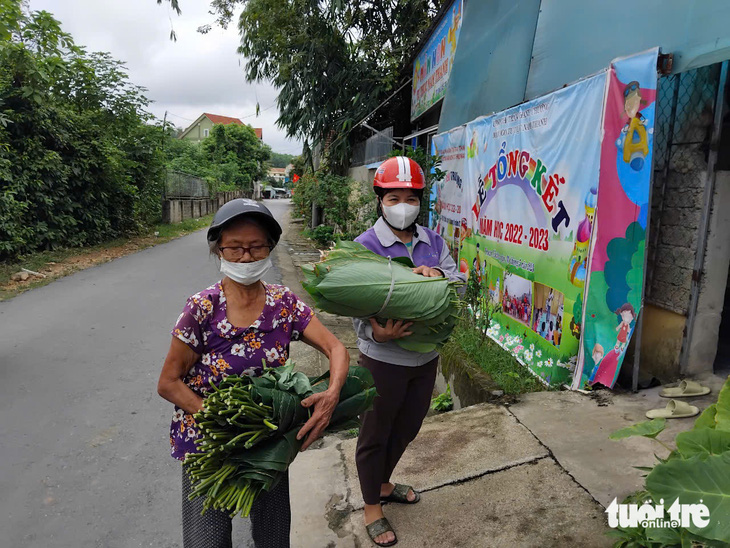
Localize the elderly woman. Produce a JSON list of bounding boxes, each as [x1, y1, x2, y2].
[[353, 157, 466, 547], [158, 199, 349, 548]]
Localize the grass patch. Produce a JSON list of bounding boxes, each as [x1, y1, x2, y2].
[[440, 319, 546, 395], [0, 214, 214, 300], [154, 215, 214, 239]]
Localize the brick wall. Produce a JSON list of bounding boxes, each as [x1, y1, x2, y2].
[[646, 166, 706, 315]]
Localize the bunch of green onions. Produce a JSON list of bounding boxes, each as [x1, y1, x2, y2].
[[184, 362, 376, 518], [185, 375, 279, 517]]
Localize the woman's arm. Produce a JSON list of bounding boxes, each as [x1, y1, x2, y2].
[[296, 315, 350, 450], [157, 338, 204, 415]]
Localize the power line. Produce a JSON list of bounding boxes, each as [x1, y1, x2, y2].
[[240, 103, 276, 120], [165, 111, 196, 123]]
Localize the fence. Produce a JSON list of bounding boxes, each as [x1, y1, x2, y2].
[[162, 190, 250, 224], [351, 126, 395, 166], [645, 63, 723, 315], [165, 170, 210, 199]]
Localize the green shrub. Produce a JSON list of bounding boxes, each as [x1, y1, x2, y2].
[[0, 3, 167, 259], [293, 171, 375, 247], [431, 385, 453, 413]]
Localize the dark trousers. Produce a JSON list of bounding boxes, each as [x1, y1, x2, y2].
[[182, 465, 291, 548], [355, 353, 438, 505]]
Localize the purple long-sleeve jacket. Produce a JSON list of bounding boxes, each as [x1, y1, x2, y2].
[[352, 217, 466, 366]]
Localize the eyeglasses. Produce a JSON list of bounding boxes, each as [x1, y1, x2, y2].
[[219, 245, 273, 260]]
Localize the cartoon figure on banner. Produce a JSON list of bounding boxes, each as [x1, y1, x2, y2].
[[614, 303, 636, 353], [489, 275, 501, 305], [467, 130, 478, 159], [588, 343, 605, 382], [617, 81, 649, 172], [447, 1, 462, 52], [568, 188, 597, 287], [433, 181, 443, 233], [589, 303, 637, 386]]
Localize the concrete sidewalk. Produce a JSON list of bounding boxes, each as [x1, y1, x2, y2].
[[275, 202, 725, 547]]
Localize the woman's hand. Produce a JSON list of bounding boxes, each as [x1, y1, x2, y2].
[[369, 318, 413, 342], [297, 388, 339, 451], [413, 265, 443, 278], [298, 316, 349, 451]]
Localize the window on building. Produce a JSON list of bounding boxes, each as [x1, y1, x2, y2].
[[203, 128, 209, 137]]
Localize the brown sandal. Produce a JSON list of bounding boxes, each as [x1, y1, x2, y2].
[[366, 517, 398, 547]]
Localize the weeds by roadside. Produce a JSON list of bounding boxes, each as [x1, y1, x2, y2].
[[440, 319, 545, 395], [431, 385, 454, 412], [0, 214, 214, 301]]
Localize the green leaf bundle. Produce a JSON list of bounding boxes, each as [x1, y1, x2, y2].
[[302, 241, 462, 353], [184, 361, 376, 518]]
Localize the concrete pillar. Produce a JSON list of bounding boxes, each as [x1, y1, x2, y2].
[[192, 200, 201, 219], [162, 201, 171, 224]]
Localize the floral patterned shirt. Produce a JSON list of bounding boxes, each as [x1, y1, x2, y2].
[[168, 281, 314, 461]]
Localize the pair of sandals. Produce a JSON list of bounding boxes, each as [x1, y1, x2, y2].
[[645, 380, 711, 419], [366, 484, 421, 547]]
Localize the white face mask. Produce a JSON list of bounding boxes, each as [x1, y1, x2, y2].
[[220, 257, 272, 286], [382, 202, 420, 230]]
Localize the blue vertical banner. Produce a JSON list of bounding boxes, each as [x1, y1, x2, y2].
[[575, 48, 659, 389]]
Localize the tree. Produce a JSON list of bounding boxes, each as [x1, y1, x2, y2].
[[289, 155, 306, 179], [0, 0, 166, 258], [269, 151, 295, 168], [160, 0, 442, 173], [202, 123, 270, 191]]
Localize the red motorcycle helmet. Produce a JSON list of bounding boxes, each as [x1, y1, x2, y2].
[[373, 156, 426, 191]]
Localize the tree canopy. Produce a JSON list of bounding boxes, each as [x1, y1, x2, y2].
[[269, 151, 295, 168], [0, 0, 166, 258], [161, 0, 442, 172]]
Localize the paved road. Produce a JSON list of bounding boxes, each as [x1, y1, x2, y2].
[[0, 200, 291, 548]]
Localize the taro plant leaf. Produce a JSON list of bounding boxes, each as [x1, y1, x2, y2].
[[643, 525, 683, 547], [694, 404, 718, 430], [714, 377, 730, 431], [328, 387, 377, 429], [610, 419, 667, 440], [646, 452, 730, 543], [675, 427, 730, 460]]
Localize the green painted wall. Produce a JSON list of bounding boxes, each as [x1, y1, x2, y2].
[[181, 117, 215, 142]]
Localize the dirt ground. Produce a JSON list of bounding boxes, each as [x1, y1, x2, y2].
[[1, 234, 164, 298]]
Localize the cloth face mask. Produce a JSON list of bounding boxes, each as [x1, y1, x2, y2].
[[220, 257, 272, 286]]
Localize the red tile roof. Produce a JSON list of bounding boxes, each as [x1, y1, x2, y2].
[[204, 113, 243, 125], [201, 113, 262, 139]]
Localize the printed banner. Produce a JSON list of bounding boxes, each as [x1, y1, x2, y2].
[[431, 126, 466, 261], [411, 0, 462, 121], [458, 73, 606, 386], [574, 49, 659, 389]]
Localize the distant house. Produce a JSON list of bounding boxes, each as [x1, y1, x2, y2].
[[267, 167, 287, 183], [178, 113, 263, 143]]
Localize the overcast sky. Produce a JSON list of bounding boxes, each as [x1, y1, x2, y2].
[[30, 0, 302, 155]]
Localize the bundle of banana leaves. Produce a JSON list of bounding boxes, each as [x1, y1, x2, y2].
[[302, 241, 462, 353], [185, 361, 376, 517]]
